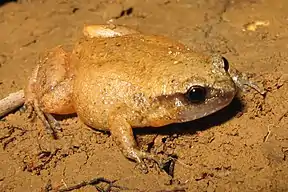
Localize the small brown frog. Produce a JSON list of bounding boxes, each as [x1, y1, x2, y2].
[[0, 24, 264, 172]]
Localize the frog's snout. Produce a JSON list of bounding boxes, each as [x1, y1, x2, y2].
[[178, 88, 235, 123]]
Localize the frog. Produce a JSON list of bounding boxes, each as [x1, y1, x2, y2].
[[0, 24, 264, 172]]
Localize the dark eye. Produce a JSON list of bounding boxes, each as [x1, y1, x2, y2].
[[186, 85, 206, 103]]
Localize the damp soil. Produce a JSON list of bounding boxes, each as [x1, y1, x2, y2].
[[0, 0, 287, 191]]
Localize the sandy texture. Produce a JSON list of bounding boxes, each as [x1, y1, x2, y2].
[[0, 0, 287, 191]]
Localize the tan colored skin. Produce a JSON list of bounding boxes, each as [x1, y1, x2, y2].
[[25, 47, 75, 132], [24, 24, 261, 170]]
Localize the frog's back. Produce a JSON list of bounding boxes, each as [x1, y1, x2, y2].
[[72, 34, 212, 129], [73, 34, 211, 95]]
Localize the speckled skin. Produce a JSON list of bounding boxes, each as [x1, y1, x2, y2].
[[25, 25, 238, 170], [72, 34, 237, 129], [25, 47, 74, 114]]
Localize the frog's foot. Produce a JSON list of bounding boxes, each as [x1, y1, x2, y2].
[[121, 144, 175, 174], [133, 152, 176, 175], [211, 54, 265, 95], [83, 24, 139, 38], [229, 68, 266, 95], [125, 147, 162, 173], [25, 100, 60, 139], [109, 115, 174, 174]]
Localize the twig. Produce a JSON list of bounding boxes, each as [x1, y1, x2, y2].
[[0, 90, 25, 118], [263, 124, 272, 142], [278, 110, 288, 122], [156, 188, 186, 192], [57, 177, 125, 192], [263, 110, 288, 142]]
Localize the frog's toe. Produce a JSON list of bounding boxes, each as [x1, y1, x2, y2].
[[137, 154, 176, 176], [135, 161, 149, 174], [45, 113, 62, 131], [28, 99, 60, 138], [244, 80, 266, 95], [158, 155, 177, 177], [124, 149, 162, 173], [134, 151, 176, 175], [229, 68, 266, 95], [26, 104, 37, 121], [20, 102, 33, 118]]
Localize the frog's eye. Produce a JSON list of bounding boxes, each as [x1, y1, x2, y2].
[[186, 86, 206, 103], [212, 54, 229, 72]]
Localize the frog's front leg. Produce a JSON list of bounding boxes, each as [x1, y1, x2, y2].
[[228, 67, 265, 95], [211, 54, 265, 95], [108, 112, 162, 173]]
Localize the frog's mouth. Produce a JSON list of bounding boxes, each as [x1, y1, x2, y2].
[[177, 90, 235, 122]]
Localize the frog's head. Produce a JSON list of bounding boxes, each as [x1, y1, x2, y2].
[[147, 54, 237, 127]]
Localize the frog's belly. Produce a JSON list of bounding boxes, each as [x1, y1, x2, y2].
[[72, 74, 129, 131], [73, 91, 111, 131]]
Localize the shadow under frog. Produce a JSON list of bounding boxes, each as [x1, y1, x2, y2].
[[135, 96, 244, 137]]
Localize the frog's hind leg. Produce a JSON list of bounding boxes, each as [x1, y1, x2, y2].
[[25, 47, 75, 138], [32, 99, 59, 137], [26, 89, 73, 139], [83, 24, 139, 38], [26, 81, 74, 138]]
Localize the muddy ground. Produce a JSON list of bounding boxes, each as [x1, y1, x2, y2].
[[0, 0, 287, 191]]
